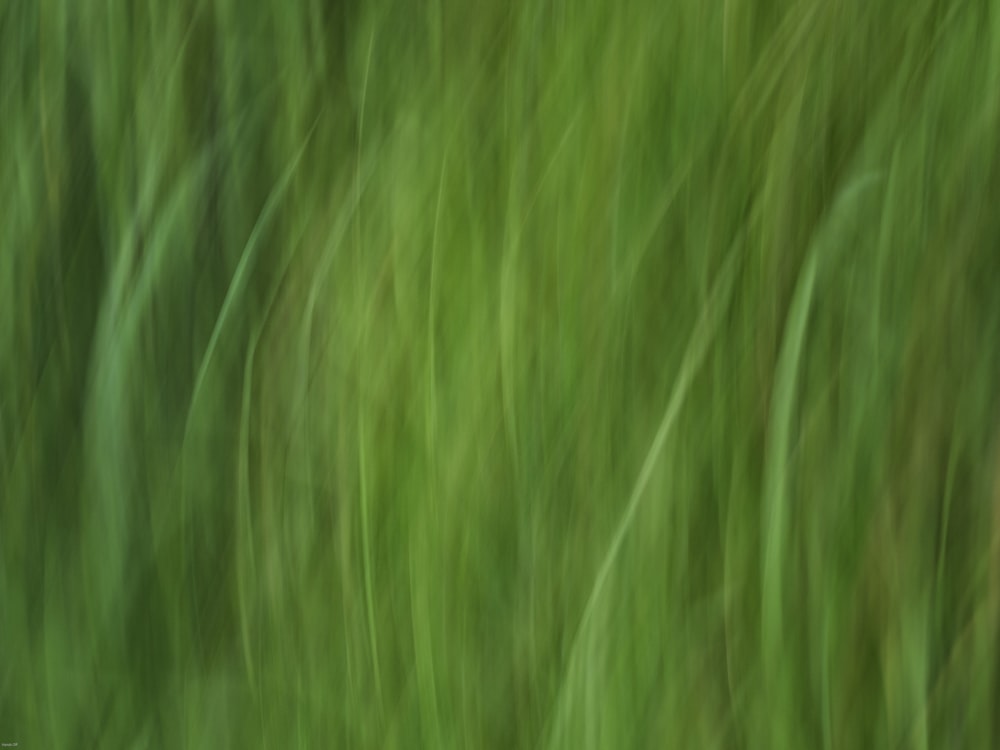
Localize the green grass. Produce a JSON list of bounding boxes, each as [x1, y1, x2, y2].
[[3, 0, 1000, 746]]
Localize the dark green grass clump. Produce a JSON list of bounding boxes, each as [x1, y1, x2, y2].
[[3, 0, 1000, 746]]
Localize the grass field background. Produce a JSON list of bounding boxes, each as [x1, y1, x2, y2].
[[3, 0, 1000, 746]]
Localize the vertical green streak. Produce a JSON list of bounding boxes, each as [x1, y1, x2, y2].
[[357, 370, 384, 714], [354, 23, 384, 719], [760, 247, 817, 681], [238, 335, 258, 695]]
